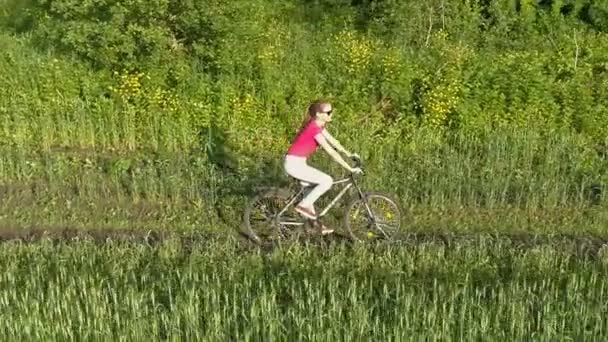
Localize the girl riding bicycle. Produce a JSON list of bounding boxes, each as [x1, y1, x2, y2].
[[284, 100, 362, 233]]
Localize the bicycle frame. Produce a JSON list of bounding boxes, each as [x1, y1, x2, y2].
[[275, 175, 366, 226]]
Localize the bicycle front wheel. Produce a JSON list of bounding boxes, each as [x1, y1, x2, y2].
[[344, 192, 402, 242]]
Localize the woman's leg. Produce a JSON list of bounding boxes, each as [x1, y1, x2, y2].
[[284, 155, 333, 217]]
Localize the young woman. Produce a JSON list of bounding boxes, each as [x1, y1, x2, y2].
[[284, 100, 362, 233]]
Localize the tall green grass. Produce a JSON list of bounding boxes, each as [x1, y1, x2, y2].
[[0, 239, 607, 340]]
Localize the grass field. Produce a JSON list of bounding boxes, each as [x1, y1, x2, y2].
[[0, 233, 607, 340]]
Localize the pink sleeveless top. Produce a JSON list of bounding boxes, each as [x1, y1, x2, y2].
[[286, 121, 324, 157]]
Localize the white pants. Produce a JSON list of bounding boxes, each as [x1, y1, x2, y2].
[[284, 155, 333, 208]]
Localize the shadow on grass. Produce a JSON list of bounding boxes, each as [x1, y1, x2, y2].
[[198, 121, 292, 233]]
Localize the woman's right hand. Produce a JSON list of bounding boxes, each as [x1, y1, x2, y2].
[[350, 167, 363, 174]]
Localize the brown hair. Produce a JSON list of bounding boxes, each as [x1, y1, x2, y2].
[[296, 100, 330, 135]]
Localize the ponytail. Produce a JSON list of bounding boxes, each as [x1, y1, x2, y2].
[[295, 100, 327, 136]]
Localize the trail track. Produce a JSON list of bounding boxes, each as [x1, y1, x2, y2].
[[0, 226, 607, 258]]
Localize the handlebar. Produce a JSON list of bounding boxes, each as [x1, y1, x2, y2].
[[350, 155, 364, 175]]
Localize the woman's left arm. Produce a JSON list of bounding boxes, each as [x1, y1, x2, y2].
[[321, 130, 354, 156]]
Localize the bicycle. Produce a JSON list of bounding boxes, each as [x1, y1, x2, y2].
[[242, 157, 402, 244]]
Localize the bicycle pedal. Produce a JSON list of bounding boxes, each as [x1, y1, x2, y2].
[[311, 220, 334, 235]]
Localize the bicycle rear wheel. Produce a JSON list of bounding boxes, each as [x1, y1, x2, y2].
[[344, 192, 402, 242], [243, 188, 305, 245]]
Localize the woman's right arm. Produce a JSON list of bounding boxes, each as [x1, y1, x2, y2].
[[321, 130, 352, 156], [315, 134, 356, 172]]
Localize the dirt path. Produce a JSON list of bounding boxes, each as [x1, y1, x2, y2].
[[0, 226, 606, 258], [0, 226, 172, 244]]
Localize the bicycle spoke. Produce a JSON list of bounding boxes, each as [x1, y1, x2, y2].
[[247, 198, 282, 240], [345, 193, 401, 242], [243, 187, 311, 245]]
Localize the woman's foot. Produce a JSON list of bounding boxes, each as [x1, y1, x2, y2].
[[295, 205, 317, 220]]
